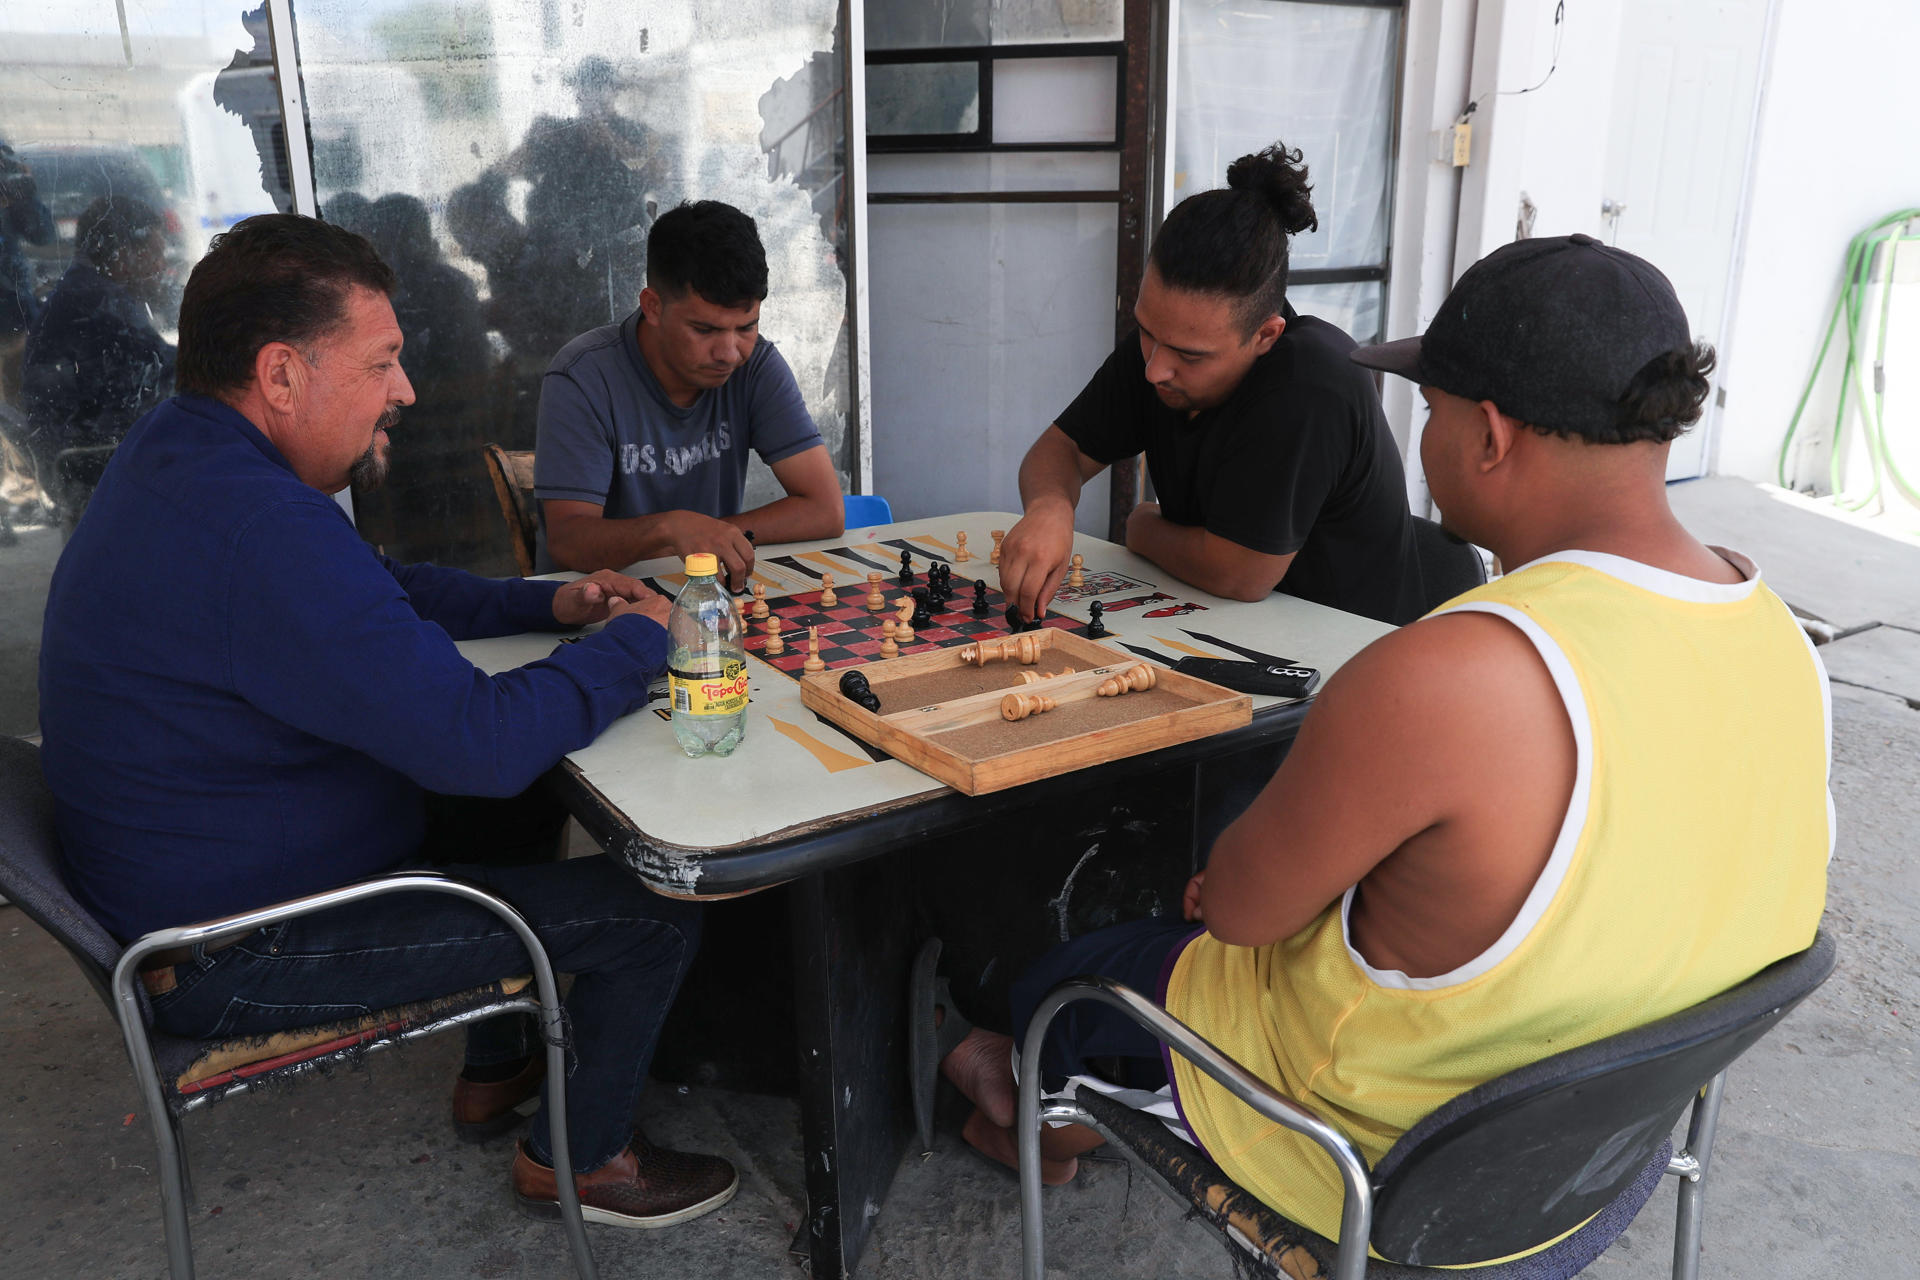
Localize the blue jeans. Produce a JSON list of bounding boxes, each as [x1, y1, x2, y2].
[[147, 855, 702, 1172], [1008, 914, 1201, 1093]]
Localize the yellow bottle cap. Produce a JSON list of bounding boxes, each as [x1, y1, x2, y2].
[[685, 552, 719, 576]]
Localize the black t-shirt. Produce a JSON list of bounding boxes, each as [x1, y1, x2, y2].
[[1056, 306, 1424, 624]]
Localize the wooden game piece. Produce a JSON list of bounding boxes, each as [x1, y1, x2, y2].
[[819, 572, 837, 608], [733, 594, 749, 633], [989, 530, 1005, 565], [898, 549, 915, 585], [880, 618, 900, 658], [1069, 554, 1085, 589], [752, 582, 769, 620], [959, 632, 1045, 667], [838, 668, 881, 711], [910, 587, 934, 630], [955, 531, 970, 562], [893, 596, 916, 636], [1084, 600, 1108, 638], [971, 578, 990, 617], [1096, 663, 1158, 698], [1017, 666, 1076, 684], [764, 616, 785, 656], [1000, 691, 1057, 722], [803, 626, 826, 672], [866, 571, 885, 612]]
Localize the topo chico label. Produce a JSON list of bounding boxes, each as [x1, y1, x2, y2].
[[668, 658, 750, 716]]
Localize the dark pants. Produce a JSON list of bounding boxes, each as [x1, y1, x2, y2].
[[1007, 914, 1201, 1094], [148, 804, 700, 1172]]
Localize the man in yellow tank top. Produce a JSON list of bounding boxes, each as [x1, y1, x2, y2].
[[934, 235, 1832, 1265]]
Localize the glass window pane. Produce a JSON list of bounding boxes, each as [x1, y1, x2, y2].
[[867, 62, 982, 136], [1174, 0, 1400, 273], [991, 56, 1116, 144], [291, 1, 853, 572], [1288, 280, 1385, 346], [869, 151, 1118, 194], [1, 3, 286, 737], [866, 0, 1123, 51]]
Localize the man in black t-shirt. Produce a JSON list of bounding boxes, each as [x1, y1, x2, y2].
[[999, 145, 1423, 625]]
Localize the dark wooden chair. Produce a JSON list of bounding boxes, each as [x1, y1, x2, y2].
[[0, 735, 599, 1280], [484, 443, 539, 577], [1018, 933, 1836, 1280]]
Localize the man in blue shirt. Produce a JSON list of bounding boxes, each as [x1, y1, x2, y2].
[[38, 214, 736, 1229], [535, 199, 843, 584]]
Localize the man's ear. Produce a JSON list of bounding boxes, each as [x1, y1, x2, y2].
[[253, 342, 303, 416], [638, 286, 662, 325], [1475, 400, 1524, 472], [1249, 311, 1286, 355]]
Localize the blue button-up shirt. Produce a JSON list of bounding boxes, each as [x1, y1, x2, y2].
[[39, 394, 667, 939]]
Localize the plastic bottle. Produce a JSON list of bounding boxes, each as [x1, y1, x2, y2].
[[666, 552, 748, 757]]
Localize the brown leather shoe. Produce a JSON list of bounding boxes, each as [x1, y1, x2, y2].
[[452, 1055, 545, 1143], [512, 1138, 738, 1229]]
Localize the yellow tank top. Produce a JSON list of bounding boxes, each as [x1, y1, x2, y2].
[[1165, 550, 1831, 1262]]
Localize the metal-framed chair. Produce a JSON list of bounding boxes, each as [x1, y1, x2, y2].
[[0, 735, 598, 1280], [1019, 932, 1836, 1280], [484, 443, 539, 577], [1409, 514, 1488, 612]]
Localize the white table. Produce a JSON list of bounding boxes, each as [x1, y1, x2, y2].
[[457, 511, 1391, 1278]]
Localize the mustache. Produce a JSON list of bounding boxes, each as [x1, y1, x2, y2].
[[376, 404, 403, 432]]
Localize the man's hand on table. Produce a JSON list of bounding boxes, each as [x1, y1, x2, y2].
[[661, 510, 757, 590], [1182, 869, 1206, 923], [998, 498, 1076, 621], [554, 570, 670, 629]]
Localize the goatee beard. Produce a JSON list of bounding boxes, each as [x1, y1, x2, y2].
[[350, 407, 401, 490]]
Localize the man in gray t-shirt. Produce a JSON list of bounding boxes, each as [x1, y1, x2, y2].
[[535, 200, 842, 580]]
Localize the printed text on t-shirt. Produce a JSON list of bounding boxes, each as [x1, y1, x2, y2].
[[622, 423, 735, 477]]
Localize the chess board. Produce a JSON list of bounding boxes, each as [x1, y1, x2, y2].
[[741, 580, 1085, 681]]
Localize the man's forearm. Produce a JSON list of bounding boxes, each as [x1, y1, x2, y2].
[[1127, 509, 1287, 601], [727, 491, 843, 543], [1018, 430, 1089, 514], [547, 512, 682, 572]]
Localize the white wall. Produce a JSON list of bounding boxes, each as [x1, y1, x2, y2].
[[1716, 0, 1920, 487]]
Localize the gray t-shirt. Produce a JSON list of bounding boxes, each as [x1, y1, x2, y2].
[[533, 308, 823, 569]]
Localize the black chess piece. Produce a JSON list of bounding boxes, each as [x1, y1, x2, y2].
[[1085, 600, 1109, 639], [898, 549, 915, 585], [971, 578, 990, 617], [838, 669, 882, 712], [933, 562, 955, 604], [910, 587, 934, 631], [1004, 603, 1026, 631]]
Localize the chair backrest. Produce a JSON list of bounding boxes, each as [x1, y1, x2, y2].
[[483, 444, 538, 577], [0, 736, 123, 1008], [1408, 514, 1487, 614], [843, 492, 893, 528], [1369, 931, 1837, 1266]]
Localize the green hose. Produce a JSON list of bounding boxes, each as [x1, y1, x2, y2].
[[1778, 209, 1920, 509]]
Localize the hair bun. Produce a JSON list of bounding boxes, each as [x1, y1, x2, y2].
[[1226, 144, 1318, 236]]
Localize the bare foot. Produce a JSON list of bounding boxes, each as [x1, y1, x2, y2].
[[941, 1027, 1017, 1128], [962, 1108, 1079, 1185]]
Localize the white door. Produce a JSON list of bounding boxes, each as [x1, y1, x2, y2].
[[1602, 0, 1771, 480]]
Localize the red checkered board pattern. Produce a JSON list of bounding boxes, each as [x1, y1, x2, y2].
[[742, 583, 1083, 681]]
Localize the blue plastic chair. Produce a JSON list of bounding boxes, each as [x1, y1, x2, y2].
[[843, 493, 893, 528]]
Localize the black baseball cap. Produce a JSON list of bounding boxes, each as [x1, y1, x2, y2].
[[1351, 233, 1692, 438]]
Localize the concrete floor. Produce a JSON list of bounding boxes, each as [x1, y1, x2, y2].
[[3, 476, 1916, 1278]]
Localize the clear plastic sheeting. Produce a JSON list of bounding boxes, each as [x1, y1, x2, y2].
[[0, 2, 284, 737], [1173, 0, 1400, 275], [292, 0, 852, 571], [866, 0, 1123, 51]]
